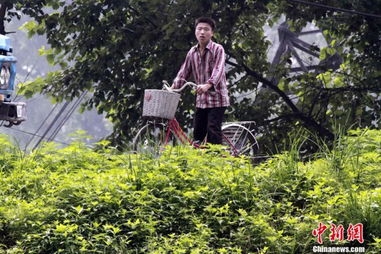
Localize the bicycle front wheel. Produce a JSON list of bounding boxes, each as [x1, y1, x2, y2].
[[222, 123, 258, 157], [132, 121, 173, 154]]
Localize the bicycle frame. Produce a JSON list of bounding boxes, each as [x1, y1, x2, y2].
[[134, 80, 257, 157], [164, 118, 193, 146], [163, 118, 240, 156]]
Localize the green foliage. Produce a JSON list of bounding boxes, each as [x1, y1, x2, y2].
[[1, 129, 381, 253], [276, 0, 381, 131], [2, 0, 380, 153]]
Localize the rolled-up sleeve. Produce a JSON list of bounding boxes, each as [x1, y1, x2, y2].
[[207, 45, 225, 87], [173, 50, 193, 89]]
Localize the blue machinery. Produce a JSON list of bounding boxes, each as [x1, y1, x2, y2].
[[0, 34, 26, 127]]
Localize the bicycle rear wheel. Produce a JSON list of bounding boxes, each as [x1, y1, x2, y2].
[[222, 123, 258, 157], [132, 120, 175, 154]]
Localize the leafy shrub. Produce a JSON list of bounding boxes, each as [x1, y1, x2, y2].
[[0, 130, 380, 253]]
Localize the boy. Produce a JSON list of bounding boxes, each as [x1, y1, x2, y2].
[[171, 17, 230, 144]]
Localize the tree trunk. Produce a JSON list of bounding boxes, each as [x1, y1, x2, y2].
[[0, 3, 12, 35]]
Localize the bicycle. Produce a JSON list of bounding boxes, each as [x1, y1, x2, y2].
[[132, 80, 259, 157]]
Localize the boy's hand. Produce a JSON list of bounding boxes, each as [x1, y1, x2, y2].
[[197, 83, 212, 94]]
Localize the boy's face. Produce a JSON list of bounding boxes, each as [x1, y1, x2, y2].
[[195, 22, 213, 45]]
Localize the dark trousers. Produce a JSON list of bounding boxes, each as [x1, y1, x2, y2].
[[193, 107, 226, 145]]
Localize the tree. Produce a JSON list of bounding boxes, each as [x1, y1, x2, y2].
[[3, 0, 381, 152], [276, 2, 381, 119], [267, 0, 381, 151]]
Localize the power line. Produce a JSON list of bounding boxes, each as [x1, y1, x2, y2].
[[286, 0, 381, 19], [47, 91, 88, 142], [24, 103, 59, 150], [32, 101, 71, 150], [6, 127, 69, 146], [32, 91, 89, 150]]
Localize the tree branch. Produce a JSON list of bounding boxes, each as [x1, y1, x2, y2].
[[226, 58, 334, 140], [0, 2, 13, 35], [323, 85, 381, 94]]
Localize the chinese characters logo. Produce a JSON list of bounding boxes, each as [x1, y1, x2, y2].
[[312, 222, 364, 244]]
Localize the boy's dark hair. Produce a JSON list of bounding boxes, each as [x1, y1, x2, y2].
[[195, 17, 216, 31]]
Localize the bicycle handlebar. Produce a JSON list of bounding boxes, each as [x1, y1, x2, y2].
[[162, 80, 198, 93]]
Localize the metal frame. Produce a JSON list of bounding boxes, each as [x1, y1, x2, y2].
[[270, 21, 342, 83]]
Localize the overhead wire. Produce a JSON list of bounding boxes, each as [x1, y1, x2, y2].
[[286, 0, 381, 19], [6, 127, 69, 146], [19, 92, 87, 151], [4, 63, 90, 150], [47, 91, 88, 142], [32, 100, 71, 150], [24, 103, 59, 150]]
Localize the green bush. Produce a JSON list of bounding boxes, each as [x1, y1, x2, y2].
[[0, 130, 380, 253]]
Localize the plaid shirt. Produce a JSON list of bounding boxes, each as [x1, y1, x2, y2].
[[173, 40, 230, 109]]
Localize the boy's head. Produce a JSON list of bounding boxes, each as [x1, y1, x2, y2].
[[195, 17, 216, 31], [195, 17, 215, 45]]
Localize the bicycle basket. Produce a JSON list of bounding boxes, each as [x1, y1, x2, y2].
[[143, 89, 180, 119]]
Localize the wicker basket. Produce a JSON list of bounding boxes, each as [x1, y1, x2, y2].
[[143, 89, 180, 119]]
